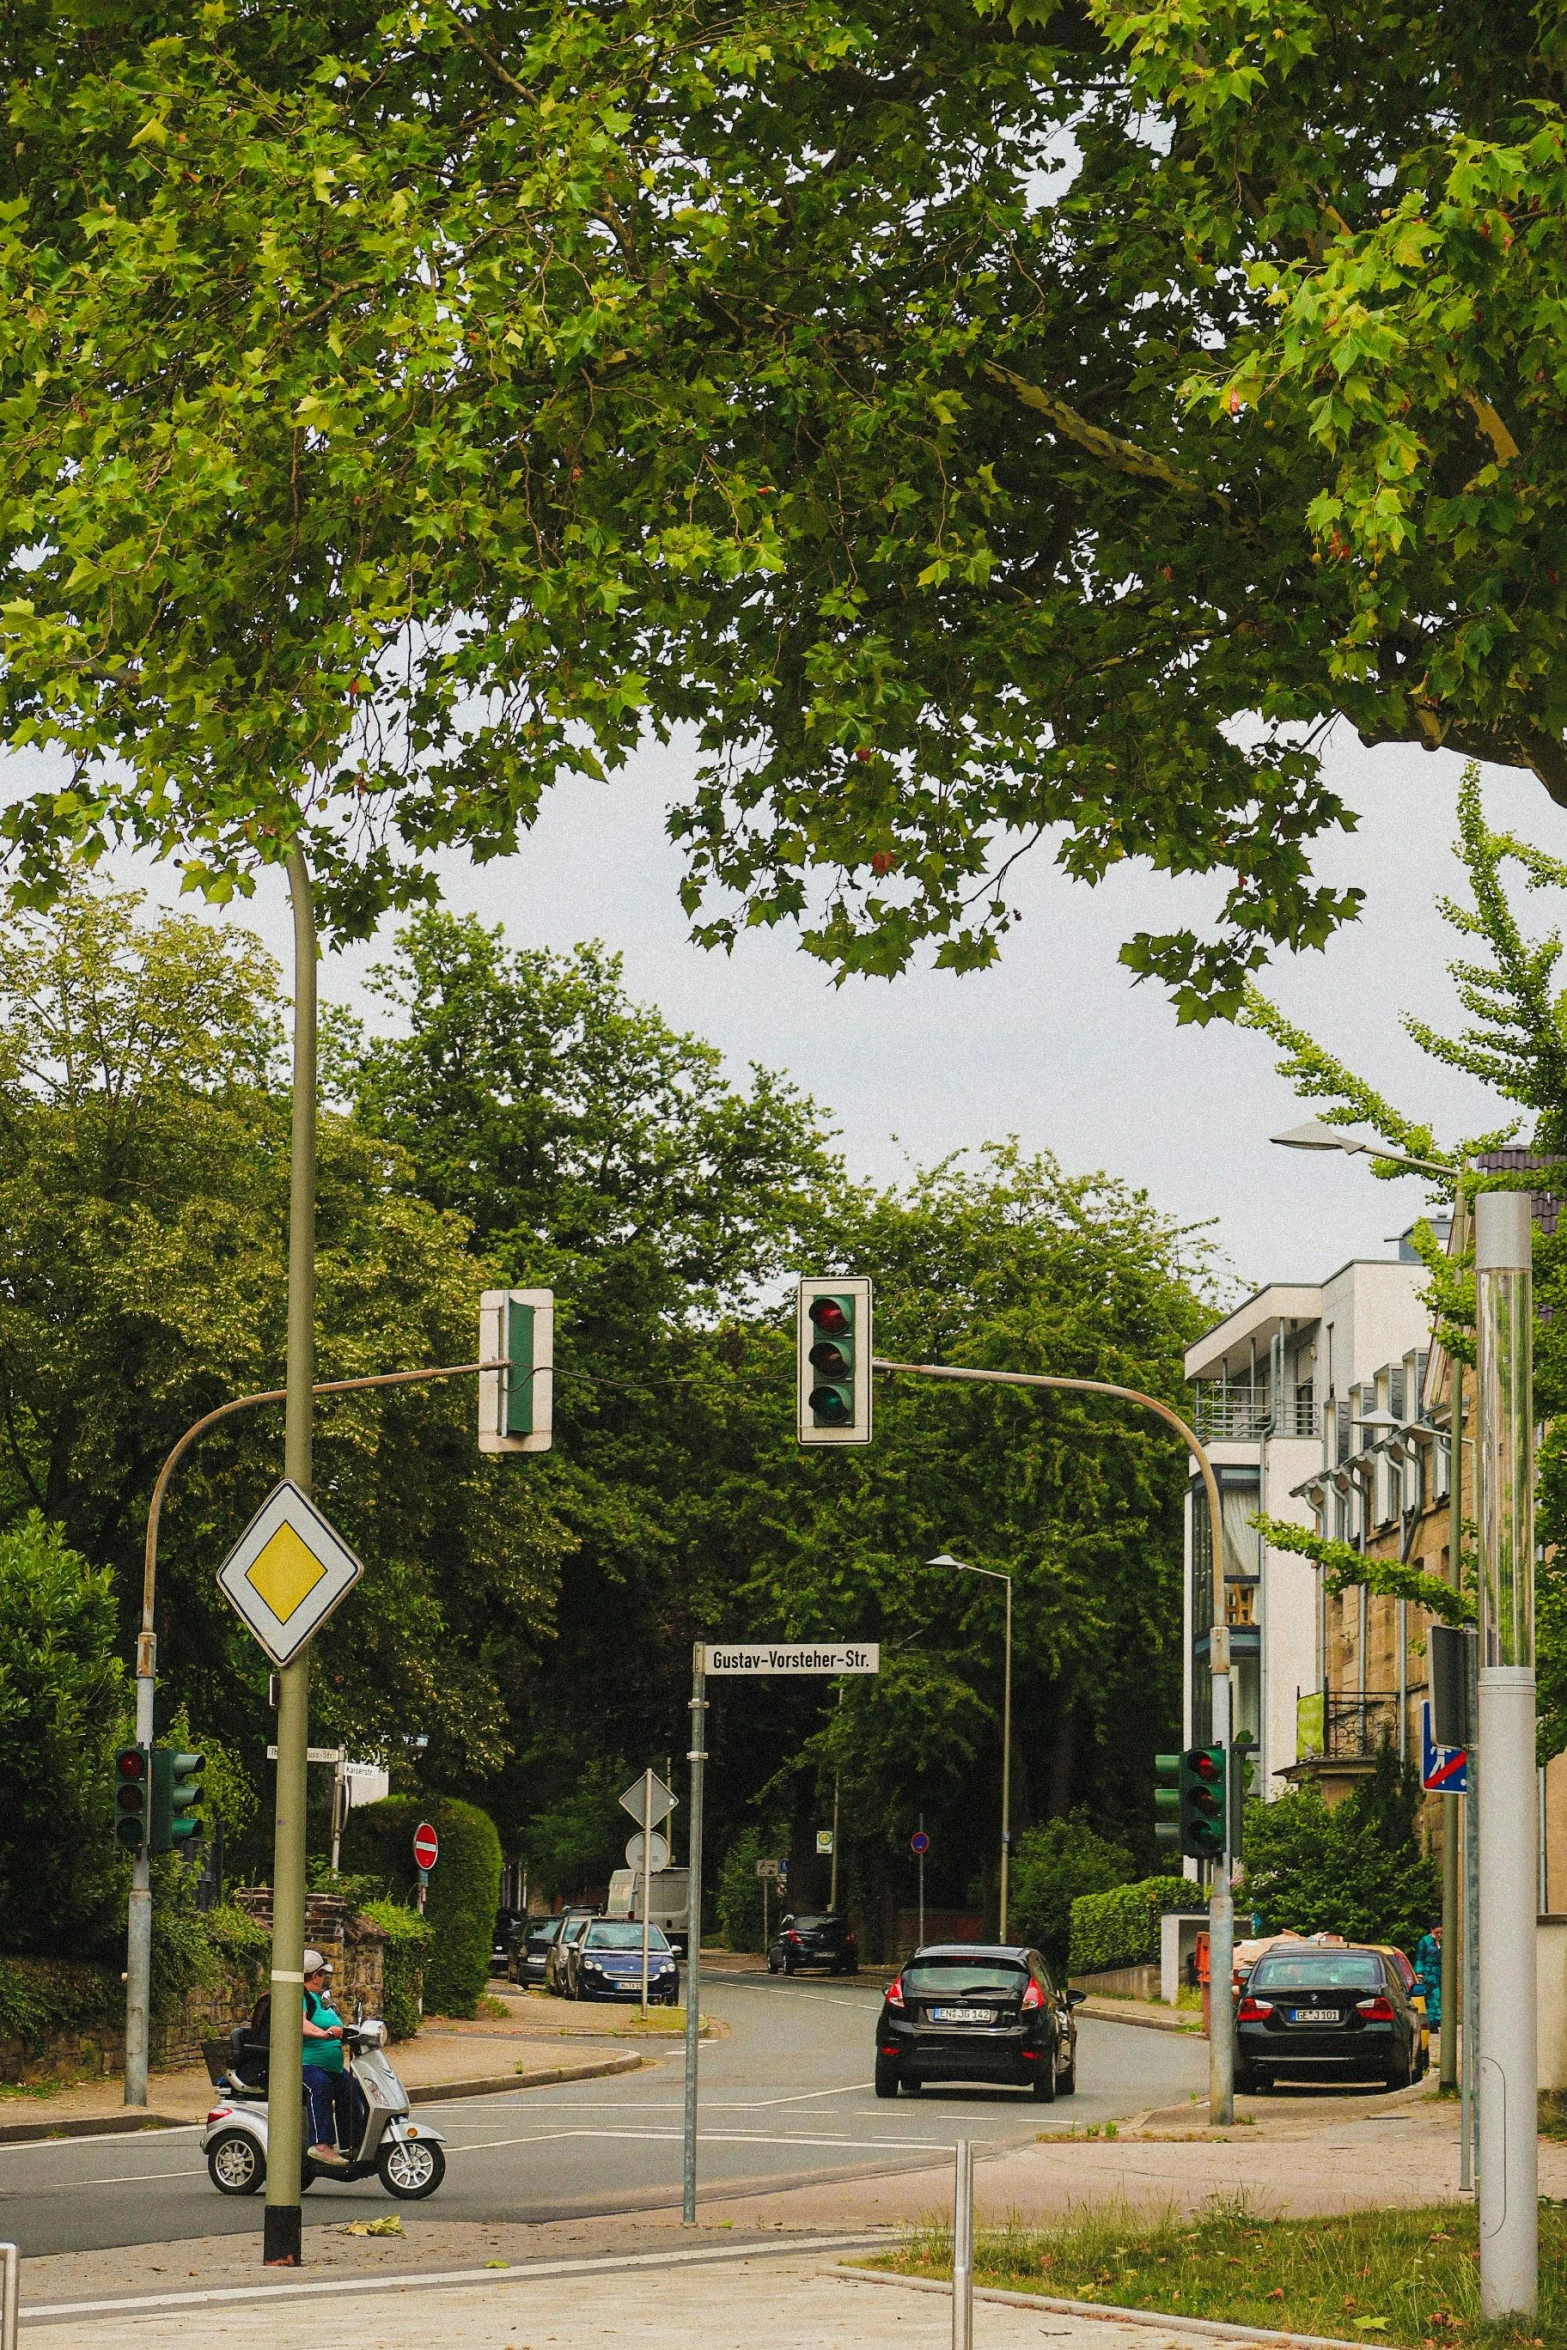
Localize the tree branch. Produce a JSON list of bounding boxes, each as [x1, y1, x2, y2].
[[979, 362, 1232, 515]]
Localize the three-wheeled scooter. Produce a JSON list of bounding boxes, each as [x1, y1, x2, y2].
[[202, 2017, 447, 2200]]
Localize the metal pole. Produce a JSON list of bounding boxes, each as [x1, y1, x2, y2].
[[1441, 1361, 1462, 2095], [682, 1645, 707, 2224], [919, 1812, 926, 1949], [829, 1683, 842, 1910], [952, 2138, 973, 2350], [1474, 1190, 1535, 2319], [0, 2241, 15, 2350], [263, 842, 316, 2270], [640, 1771, 653, 2020], [1000, 1577, 1012, 1942], [123, 1652, 155, 2106], [1209, 1638, 1234, 2125], [1463, 1668, 1480, 2195]]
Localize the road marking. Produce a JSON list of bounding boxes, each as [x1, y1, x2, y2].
[[444, 2126, 949, 2156], [28, 2228, 895, 2320], [1, 2163, 206, 2196]]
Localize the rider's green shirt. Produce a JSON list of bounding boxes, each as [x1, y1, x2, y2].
[[302, 1987, 345, 2074]]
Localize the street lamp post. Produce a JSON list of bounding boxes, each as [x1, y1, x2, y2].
[[928, 1555, 1013, 1939]]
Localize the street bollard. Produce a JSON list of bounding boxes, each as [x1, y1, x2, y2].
[[1, 2240, 18, 2350], [953, 2138, 973, 2350]]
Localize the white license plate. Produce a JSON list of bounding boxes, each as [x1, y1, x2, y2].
[[930, 2005, 996, 2024], [1290, 2007, 1340, 2024]]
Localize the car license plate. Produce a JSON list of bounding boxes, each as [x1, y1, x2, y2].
[[930, 2005, 996, 2024], [1290, 2007, 1340, 2024]]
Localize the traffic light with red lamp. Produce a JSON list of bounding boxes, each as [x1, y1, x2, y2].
[[796, 1277, 873, 1446], [114, 1746, 150, 1855], [1181, 1745, 1227, 1859]]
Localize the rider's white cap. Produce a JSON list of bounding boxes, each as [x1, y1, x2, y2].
[[302, 1949, 333, 1974]]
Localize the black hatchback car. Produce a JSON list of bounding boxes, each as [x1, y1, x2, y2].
[[1236, 1943, 1421, 2091], [875, 1944, 1082, 2100], [767, 1912, 859, 1976]]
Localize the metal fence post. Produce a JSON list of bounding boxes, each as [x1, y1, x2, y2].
[[1, 2240, 18, 2350], [952, 2138, 973, 2350]]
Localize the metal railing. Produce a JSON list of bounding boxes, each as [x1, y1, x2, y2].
[[1195, 1394, 1318, 1442], [1323, 1693, 1401, 1759]]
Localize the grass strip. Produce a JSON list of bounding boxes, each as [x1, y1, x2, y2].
[[872, 2198, 1565, 2350]]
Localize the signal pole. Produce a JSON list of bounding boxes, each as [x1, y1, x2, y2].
[[1475, 1191, 1536, 2318]]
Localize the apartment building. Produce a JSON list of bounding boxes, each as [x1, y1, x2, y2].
[[1182, 1240, 1441, 1791]]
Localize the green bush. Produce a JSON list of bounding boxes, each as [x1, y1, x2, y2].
[[0, 1956, 119, 2041], [1069, 1874, 1196, 1976], [0, 1514, 130, 1957], [340, 1795, 502, 2018], [1009, 1814, 1136, 1970], [362, 1901, 434, 2040]]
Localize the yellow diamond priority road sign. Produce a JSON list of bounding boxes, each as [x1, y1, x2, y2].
[[216, 1480, 366, 1667]]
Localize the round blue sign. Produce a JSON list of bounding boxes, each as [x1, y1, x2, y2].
[[910, 1830, 931, 1855]]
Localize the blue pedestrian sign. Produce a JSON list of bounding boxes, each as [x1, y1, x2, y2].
[[1422, 1699, 1469, 1793]]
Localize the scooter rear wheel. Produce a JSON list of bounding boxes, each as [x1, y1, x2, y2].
[[377, 2138, 445, 2200], [207, 2129, 264, 2195]]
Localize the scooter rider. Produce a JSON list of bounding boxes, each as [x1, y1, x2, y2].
[[301, 1951, 353, 2168]]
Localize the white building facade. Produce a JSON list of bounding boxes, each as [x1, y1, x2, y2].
[[1182, 1247, 1438, 1791]]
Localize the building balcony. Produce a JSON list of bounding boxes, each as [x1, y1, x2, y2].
[[1317, 1692, 1401, 1760], [1195, 1395, 1319, 1443]]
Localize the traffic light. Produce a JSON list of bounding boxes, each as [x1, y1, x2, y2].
[[150, 1748, 204, 1852], [1154, 1752, 1182, 1851], [478, 1287, 554, 1454], [796, 1277, 873, 1446], [1180, 1745, 1227, 1860], [113, 1746, 150, 1856]]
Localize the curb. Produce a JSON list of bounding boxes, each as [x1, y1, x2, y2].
[[835, 2268, 1371, 2350], [0, 2111, 187, 2146], [0, 2050, 647, 2146], [1077, 1999, 1203, 2035], [409, 2052, 646, 2104]]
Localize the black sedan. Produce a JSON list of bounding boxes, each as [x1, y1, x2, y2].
[[1236, 1944, 1422, 2091], [874, 1944, 1082, 2100], [767, 1912, 859, 1976]]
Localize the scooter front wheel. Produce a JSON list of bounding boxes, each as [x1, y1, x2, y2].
[[207, 2129, 265, 2195], [377, 2138, 445, 2200]]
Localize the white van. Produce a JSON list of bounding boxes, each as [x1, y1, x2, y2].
[[606, 1867, 691, 1954]]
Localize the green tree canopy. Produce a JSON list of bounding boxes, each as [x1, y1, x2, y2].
[[1242, 1750, 1441, 1953]]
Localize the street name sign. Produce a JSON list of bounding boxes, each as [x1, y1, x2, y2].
[[620, 1769, 677, 1828], [698, 1643, 880, 1676], [215, 1480, 366, 1667]]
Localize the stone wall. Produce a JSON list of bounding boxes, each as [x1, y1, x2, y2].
[[0, 1897, 388, 2086]]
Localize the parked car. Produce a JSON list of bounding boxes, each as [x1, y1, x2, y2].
[[543, 1911, 596, 1996], [1236, 1943, 1422, 2091], [566, 1919, 681, 2004], [492, 1908, 529, 1972], [874, 1943, 1082, 2100], [1365, 1945, 1431, 2078], [508, 1914, 570, 1987], [766, 1913, 859, 1976]]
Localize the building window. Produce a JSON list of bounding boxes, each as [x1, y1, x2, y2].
[[1226, 1582, 1257, 1627]]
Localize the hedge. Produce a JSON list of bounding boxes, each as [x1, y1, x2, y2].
[[340, 1795, 501, 2018], [361, 1901, 434, 2041], [1069, 1875, 1199, 1976]]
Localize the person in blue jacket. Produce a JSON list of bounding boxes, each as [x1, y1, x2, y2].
[[1415, 1926, 1442, 2028]]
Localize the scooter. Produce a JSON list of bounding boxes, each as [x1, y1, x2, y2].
[[201, 2018, 447, 2200]]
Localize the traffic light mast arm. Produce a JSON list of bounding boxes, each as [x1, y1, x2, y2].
[[871, 1351, 1236, 2130], [870, 1356, 1226, 1631]]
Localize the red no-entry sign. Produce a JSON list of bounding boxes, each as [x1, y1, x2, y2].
[[413, 1821, 439, 1872]]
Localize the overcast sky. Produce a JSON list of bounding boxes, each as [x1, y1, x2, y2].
[[32, 729, 1562, 1305]]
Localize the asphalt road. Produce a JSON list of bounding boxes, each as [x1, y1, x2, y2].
[[0, 1972, 1206, 2258]]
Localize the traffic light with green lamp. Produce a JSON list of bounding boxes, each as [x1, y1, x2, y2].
[[150, 1748, 204, 1853], [796, 1277, 873, 1446], [1181, 1745, 1227, 1860], [113, 1746, 150, 1855]]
